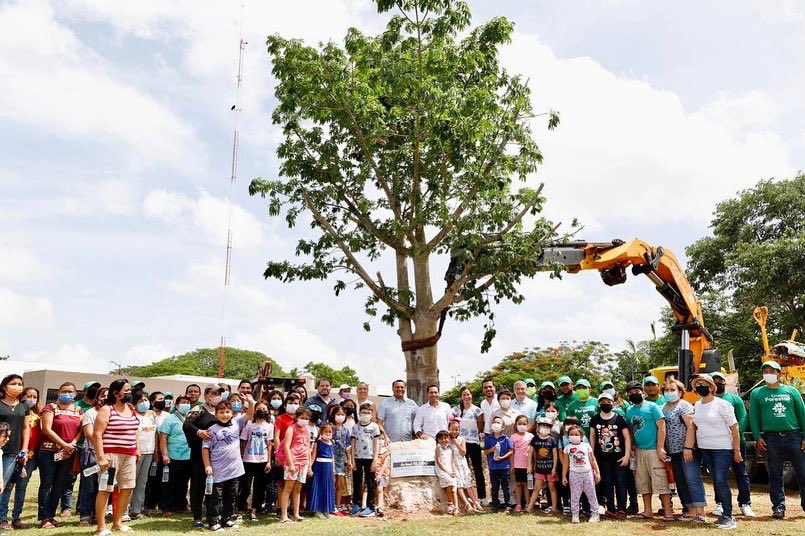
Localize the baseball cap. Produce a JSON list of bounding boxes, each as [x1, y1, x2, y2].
[[761, 360, 782, 371], [642, 375, 659, 386], [132, 381, 145, 390], [204, 384, 225, 394], [710, 371, 726, 381], [163, 391, 174, 398], [626, 380, 643, 392], [339, 384, 351, 392], [523, 378, 536, 386], [574, 379, 591, 389], [598, 392, 614, 402], [83, 381, 101, 390], [557, 376, 572, 386], [599, 381, 614, 390], [540, 381, 556, 390], [536, 417, 552, 426]]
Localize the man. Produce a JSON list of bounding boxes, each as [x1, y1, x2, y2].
[[625, 380, 672, 520], [185, 384, 202, 407], [711, 371, 754, 517], [237, 380, 252, 397], [642, 376, 666, 406], [183, 384, 224, 528], [414, 385, 451, 440], [305, 378, 338, 425], [565, 379, 598, 436], [749, 361, 805, 519], [511, 380, 539, 429], [555, 376, 578, 416], [479, 378, 500, 435], [524, 378, 538, 401], [377, 380, 418, 442]]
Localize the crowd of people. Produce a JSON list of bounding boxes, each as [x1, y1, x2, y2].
[[0, 360, 802, 533]]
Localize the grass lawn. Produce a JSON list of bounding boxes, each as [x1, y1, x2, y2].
[[7, 473, 803, 535]]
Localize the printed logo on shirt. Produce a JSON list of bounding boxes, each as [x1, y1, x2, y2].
[[568, 446, 587, 467], [595, 424, 622, 454], [772, 401, 787, 418], [629, 415, 645, 434]]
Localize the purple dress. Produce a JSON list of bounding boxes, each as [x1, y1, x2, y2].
[[308, 440, 335, 513]]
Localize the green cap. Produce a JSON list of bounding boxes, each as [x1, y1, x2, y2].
[[761, 360, 782, 372], [710, 371, 726, 381], [523, 378, 536, 386], [163, 391, 174, 398], [574, 379, 591, 389], [540, 381, 556, 390], [83, 381, 101, 390], [557, 376, 572, 386], [642, 375, 659, 386], [599, 381, 614, 390]]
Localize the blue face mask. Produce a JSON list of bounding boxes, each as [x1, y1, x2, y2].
[[58, 393, 75, 404], [137, 401, 150, 413], [230, 402, 243, 413], [221, 391, 230, 401], [664, 391, 679, 403], [177, 403, 191, 415], [270, 399, 282, 409]]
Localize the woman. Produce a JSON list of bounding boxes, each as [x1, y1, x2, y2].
[[661, 380, 699, 520], [142, 391, 167, 515], [2, 388, 42, 529], [93, 380, 140, 535], [684, 374, 742, 529], [0, 375, 30, 529], [536, 381, 560, 418], [263, 390, 285, 513], [37, 381, 83, 528], [158, 395, 192, 516], [78, 387, 107, 527], [293, 385, 308, 405], [490, 390, 521, 437], [129, 392, 156, 519], [451, 386, 486, 504]]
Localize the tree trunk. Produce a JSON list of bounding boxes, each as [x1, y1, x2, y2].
[[402, 316, 439, 404]]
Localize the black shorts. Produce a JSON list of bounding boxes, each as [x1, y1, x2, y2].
[[514, 468, 528, 483]]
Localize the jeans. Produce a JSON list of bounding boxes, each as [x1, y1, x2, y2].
[[765, 431, 805, 511], [37, 451, 73, 521], [161, 459, 191, 513], [700, 449, 733, 517], [207, 478, 239, 527], [465, 443, 486, 500], [238, 462, 267, 512], [713, 442, 751, 507], [9, 457, 37, 521], [680, 449, 707, 507], [264, 464, 282, 509], [129, 453, 153, 514], [0, 454, 18, 520], [78, 448, 98, 521], [599, 457, 627, 512], [669, 452, 694, 508], [60, 472, 76, 512], [143, 458, 162, 511], [489, 469, 511, 507], [352, 459, 376, 509], [190, 451, 206, 521]]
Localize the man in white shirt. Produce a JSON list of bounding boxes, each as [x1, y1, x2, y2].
[[413, 384, 451, 440], [511, 380, 539, 430], [478, 377, 500, 436]]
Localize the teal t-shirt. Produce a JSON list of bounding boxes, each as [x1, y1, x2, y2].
[[566, 398, 599, 435], [645, 394, 667, 406], [158, 413, 191, 461], [626, 401, 664, 450]]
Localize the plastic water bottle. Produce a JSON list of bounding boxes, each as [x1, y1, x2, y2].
[[83, 464, 101, 478], [204, 475, 214, 495], [494, 441, 501, 461], [149, 460, 158, 477], [162, 466, 170, 483], [527, 473, 534, 490], [99, 469, 109, 490]]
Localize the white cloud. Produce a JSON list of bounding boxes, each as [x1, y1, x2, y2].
[[0, 243, 49, 283], [233, 322, 341, 371], [18, 344, 101, 372], [0, 288, 54, 326]]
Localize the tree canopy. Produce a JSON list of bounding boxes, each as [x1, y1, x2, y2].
[[121, 347, 286, 381], [290, 361, 360, 387]]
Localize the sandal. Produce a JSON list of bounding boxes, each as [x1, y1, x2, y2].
[[662, 516, 676, 522], [633, 512, 653, 520], [40, 520, 55, 529], [11, 520, 26, 529]]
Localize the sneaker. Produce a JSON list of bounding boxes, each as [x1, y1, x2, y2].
[[589, 514, 600, 523], [712, 504, 723, 516], [350, 505, 361, 516], [625, 504, 638, 516], [771, 506, 785, 520], [223, 520, 239, 529], [715, 516, 736, 530], [544, 507, 555, 515], [249, 512, 258, 522], [121, 514, 131, 523], [315, 513, 327, 519], [359, 507, 375, 518], [376, 507, 384, 518], [193, 520, 205, 529], [571, 515, 580, 524], [233, 514, 243, 522], [209, 524, 224, 532], [480, 499, 489, 507], [739, 505, 756, 518], [563, 506, 571, 515]]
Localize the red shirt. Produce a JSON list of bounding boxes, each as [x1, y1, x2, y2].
[[273, 413, 295, 462], [40, 404, 83, 452]]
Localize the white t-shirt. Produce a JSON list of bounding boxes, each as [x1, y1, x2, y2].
[[564, 441, 593, 473], [82, 408, 99, 453], [693, 397, 737, 450], [137, 411, 158, 454], [480, 398, 500, 434], [413, 402, 452, 438]]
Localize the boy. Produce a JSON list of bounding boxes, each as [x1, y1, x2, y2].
[[350, 403, 380, 517], [483, 415, 513, 512], [374, 431, 391, 517]]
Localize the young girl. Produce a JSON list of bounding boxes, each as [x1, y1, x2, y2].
[[511, 414, 533, 511], [435, 430, 459, 515], [307, 423, 336, 518], [239, 401, 273, 521], [202, 396, 256, 531], [263, 390, 285, 513], [543, 401, 563, 436], [562, 425, 600, 524], [448, 419, 483, 513], [278, 408, 311, 523], [483, 415, 513, 512], [374, 431, 391, 517], [329, 406, 351, 515], [526, 417, 559, 514]]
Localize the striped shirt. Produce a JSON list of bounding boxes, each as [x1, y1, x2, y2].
[[102, 404, 140, 455]]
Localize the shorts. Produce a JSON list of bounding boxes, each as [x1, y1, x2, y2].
[[377, 475, 388, 488], [535, 472, 558, 482], [514, 468, 528, 483], [284, 464, 309, 484], [101, 452, 137, 490], [634, 448, 669, 495]]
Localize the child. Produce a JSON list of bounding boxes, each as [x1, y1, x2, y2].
[[483, 415, 513, 512], [562, 425, 601, 524], [349, 403, 380, 517], [511, 414, 533, 511], [278, 408, 312, 523], [329, 406, 352, 514], [0, 422, 10, 492], [526, 417, 559, 514], [239, 401, 273, 521], [202, 396, 256, 531], [435, 430, 459, 515], [374, 431, 391, 517], [543, 401, 563, 436], [448, 419, 482, 513], [308, 423, 336, 518]]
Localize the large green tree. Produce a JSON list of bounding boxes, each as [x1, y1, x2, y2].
[[290, 361, 360, 387], [251, 0, 565, 401], [122, 347, 286, 381]]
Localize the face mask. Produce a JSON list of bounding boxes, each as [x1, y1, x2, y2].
[[121, 393, 133, 404], [230, 402, 243, 413], [58, 393, 76, 404], [270, 399, 282, 409], [575, 388, 589, 400], [344, 407, 355, 416], [341, 393, 351, 400], [541, 391, 556, 401], [255, 410, 269, 419], [538, 427, 550, 437], [628, 393, 643, 405], [209, 395, 222, 406], [321, 433, 333, 442], [359, 413, 372, 424], [24, 398, 37, 409], [526, 387, 536, 397], [763, 373, 779, 385], [297, 419, 309, 428], [177, 403, 191, 414], [335, 414, 346, 424], [715, 384, 726, 395], [516, 424, 527, 433], [599, 403, 613, 414], [137, 401, 150, 413], [664, 391, 679, 403], [221, 391, 230, 401], [5, 385, 23, 397], [604, 388, 616, 398], [694, 385, 711, 397], [544, 411, 558, 422], [491, 423, 502, 433], [153, 401, 166, 411], [285, 403, 299, 414], [86, 388, 99, 399], [164, 399, 173, 408], [499, 399, 511, 409], [569, 435, 582, 445]]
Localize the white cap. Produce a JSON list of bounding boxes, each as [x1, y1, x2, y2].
[[339, 384, 351, 391]]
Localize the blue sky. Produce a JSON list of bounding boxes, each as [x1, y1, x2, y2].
[[1, 0, 802, 388]]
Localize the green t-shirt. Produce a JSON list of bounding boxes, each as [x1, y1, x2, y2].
[[626, 401, 664, 450], [749, 384, 805, 439], [555, 392, 578, 415], [645, 394, 666, 406], [717, 392, 748, 443], [566, 398, 598, 435]]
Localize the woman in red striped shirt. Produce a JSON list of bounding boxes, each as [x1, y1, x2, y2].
[[92, 380, 140, 535]]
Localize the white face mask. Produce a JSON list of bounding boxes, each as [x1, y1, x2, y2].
[[538, 427, 550, 437], [209, 396, 222, 406], [544, 411, 558, 422], [763, 373, 779, 385], [499, 399, 511, 409], [516, 424, 527, 433], [359, 413, 372, 424], [297, 419, 309, 427], [286, 403, 299, 414], [491, 422, 503, 433], [335, 414, 346, 424], [604, 388, 616, 398]]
